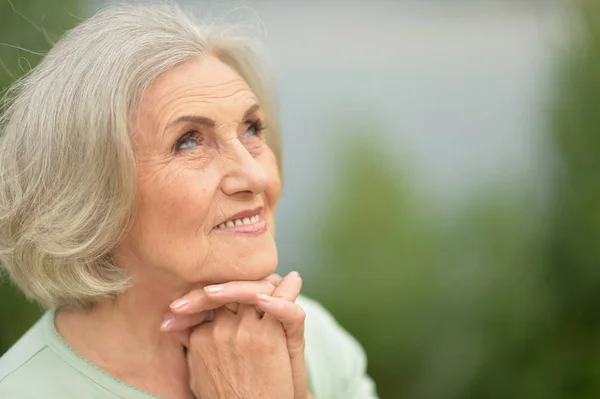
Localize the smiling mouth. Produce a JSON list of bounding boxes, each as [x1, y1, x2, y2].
[[215, 212, 261, 229]]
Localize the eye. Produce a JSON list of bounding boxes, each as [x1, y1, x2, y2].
[[176, 130, 204, 151], [244, 120, 266, 138]]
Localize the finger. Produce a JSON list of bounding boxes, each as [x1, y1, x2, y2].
[[170, 280, 277, 315], [185, 306, 239, 348], [169, 314, 215, 348], [160, 311, 213, 333], [265, 273, 283, 287], [214, 305, 237, 319], [239, 303, 262, 321], [224, 303, 239, 313], [256, 295, 305, 343], [270, 271, 302, 302], [169, 288, 222, 315], [203, 280, 277, 303], [208, 306, 239, 337], [260, 272, 301, 326], [254, 305, 265, 317], [256, 295, 309, 399]]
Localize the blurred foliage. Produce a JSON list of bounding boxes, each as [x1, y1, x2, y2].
[[304, 1, 600, 398], [2, 1, 600, 399], [305, 139, 549, 398], [0, 0, 82, 92], [0, 0, 83, 351]]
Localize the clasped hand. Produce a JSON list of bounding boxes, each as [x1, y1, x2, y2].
[[160, 272, 312, 399]]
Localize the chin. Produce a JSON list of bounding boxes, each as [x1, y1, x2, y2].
[[202, 233, 279, 283], [242, 250, 279, 281], [237, 234, 279, 281]]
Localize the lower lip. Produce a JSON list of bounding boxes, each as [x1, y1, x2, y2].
[[213, 220, 267, 235]]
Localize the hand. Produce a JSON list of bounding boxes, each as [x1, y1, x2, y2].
[[164, 272, 313, 399], [186, 303, 295, 399], [255, 272, 310, 399], [162, 274, 284, 346]]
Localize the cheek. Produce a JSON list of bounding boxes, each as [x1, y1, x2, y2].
[[263, 154, 282, 209], [262, 154, 281, 238], [134, 166, 218, 242]]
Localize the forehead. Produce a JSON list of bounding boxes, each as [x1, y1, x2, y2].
[[139, 56, 257, 123]]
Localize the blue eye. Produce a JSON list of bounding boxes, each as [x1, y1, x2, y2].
[[178, 138, 198, 149], [244, 121, 266, 138], [176, 131, 203, 151]]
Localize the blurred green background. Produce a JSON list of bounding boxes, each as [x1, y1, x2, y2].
[[2, 0, 599, 398]]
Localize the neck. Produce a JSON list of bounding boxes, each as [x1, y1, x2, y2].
[[55, 273, 196, 399]]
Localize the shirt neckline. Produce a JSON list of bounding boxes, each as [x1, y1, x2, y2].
[[41, 309, 163, 399]]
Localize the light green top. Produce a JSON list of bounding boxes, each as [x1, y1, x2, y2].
[[0, 296, 377, 398]]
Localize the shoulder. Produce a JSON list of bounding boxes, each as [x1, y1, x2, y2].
[[0, 315, 54, 396], [0, 345, 66, 398], [0, 313, 94, 398], [0, 315, 47, 382], [298, 295, 378, 399]]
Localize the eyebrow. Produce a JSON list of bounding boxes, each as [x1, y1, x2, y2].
[[165, 103, 261, 130]]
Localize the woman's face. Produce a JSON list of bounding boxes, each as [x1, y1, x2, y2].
[[116, 56, 281, 287]]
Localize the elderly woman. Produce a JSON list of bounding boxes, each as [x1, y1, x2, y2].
[[0, 3, 377, 399]]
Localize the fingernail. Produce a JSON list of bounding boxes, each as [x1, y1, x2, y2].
[[204, 284, 223, 295], [288, 271, 300, 279], [170, 299, 188, 310], [257, 294, 272, 303], [160, 316, 174, 330]]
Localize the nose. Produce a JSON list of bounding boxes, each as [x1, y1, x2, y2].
[[220, 139, 269, 199]]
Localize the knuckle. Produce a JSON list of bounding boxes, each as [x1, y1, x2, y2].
[[265, 283, 276, 294], [212, 320, 235, 343], [260, 279, 276, 291], [212, 323, 228, 342], [235, 327, 252, 347], [295, 306, 306, 322], [289, 340, 305, 355], [264, 274, 282, 287]]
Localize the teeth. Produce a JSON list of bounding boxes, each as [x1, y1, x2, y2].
[[217, 213, 260, 229]]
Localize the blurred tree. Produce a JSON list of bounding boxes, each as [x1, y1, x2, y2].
[[306, 2, 600, 398], [304, 136, 447, 398], [0, 0, 84, 355], [540, 0, 600, 396], [306, 136, 549, 398], [434, 192, 550, 399]]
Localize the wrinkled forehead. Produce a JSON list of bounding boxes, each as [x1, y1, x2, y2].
[[135, 57, 259, 133]]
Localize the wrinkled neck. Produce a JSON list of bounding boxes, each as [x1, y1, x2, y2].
[[54, 273, 196, 399]]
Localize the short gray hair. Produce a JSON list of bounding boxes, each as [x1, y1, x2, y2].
[[0, 2, 281, 309]]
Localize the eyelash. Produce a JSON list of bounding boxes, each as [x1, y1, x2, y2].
[[174, 119, 267, 152], [175, 130, 204, 151], [246, 120, 267, 137]]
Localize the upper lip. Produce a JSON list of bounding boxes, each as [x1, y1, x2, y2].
[[215, 206, 263, 228]]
